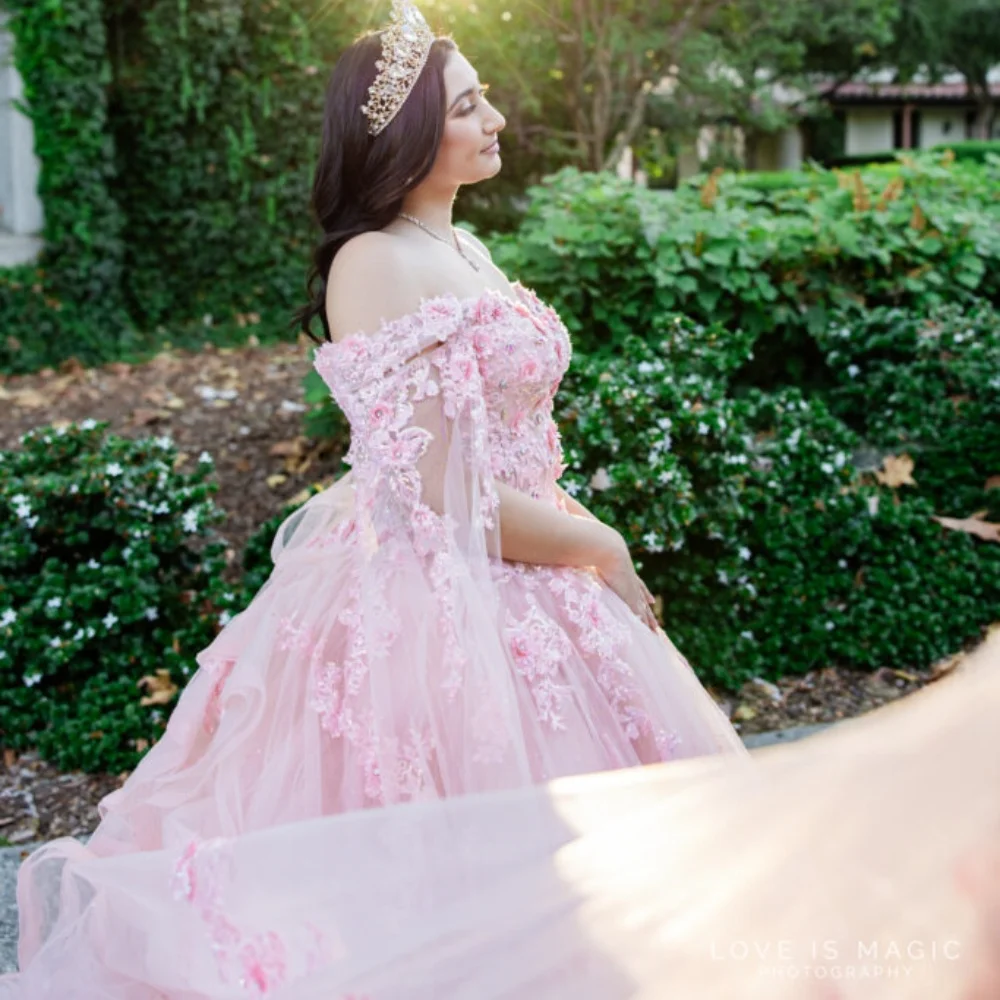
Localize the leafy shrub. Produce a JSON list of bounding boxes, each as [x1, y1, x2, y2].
[[818, 301, 1000, 519], [553, 328, 1000, 688], [928, 139, 1000, 163], [0, 421, 242, 772], [488, 154, 1000, 375]]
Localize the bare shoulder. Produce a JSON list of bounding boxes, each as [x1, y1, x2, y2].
[[455, 227, 493, 263], [325, 232, 424, 343]]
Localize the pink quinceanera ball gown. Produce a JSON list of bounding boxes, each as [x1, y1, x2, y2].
[[1, 281, 997, 998]]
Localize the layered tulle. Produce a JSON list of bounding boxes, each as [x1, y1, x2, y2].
[[2, 635, 997, 999]]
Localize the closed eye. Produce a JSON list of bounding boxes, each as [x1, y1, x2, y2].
[[458, 84, 491, 115]]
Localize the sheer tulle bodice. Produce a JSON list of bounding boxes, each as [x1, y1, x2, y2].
[[314, 281, 572, 506]]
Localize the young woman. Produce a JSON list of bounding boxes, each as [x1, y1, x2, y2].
[[1, 3, 753, 995]]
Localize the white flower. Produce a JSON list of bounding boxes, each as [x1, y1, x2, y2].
[[740, 630, 755, 641], [25, 515, 38, 528], [102, 612, 119, 630], [787, 428, 802, 449], [80, 418, 98, 430], [656, 417, 672, 430], [105, 462, 123, 477], [834, 451, 847, 469], [122, 546, 132, 559], [49, 637, 61, 648], [838, 559, 847, 569], [717, 570, 729, 586], [86, 626, 96, 638], [197, 451, 213, 464], [46, 596, 62, 610], [154, 435, 173, 449], [637, 361, 655, 375], [86, 558, 100, 570], [657, 469, 674, 484], [643, 531, 664, 553], [589, 468, 613, 492], [825, 621, 835, 631], [697, 422, 710, 435], [69, 484, 79, 494], [821, 462, 835, 475], [563, 480, 581, 496], [182, 508, 200, 533], [143, 607, 159, 621], [0, 608, 16, 628], [73, 628, 85, 640], [738, 546, 752, 561], [847, 364, 860, 378], [23, 671, 43, 688], [155, 501, 171, 515], [218, 610, 233, 626]]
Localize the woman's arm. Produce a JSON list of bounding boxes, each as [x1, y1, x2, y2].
[[493, 480, 623, 570]]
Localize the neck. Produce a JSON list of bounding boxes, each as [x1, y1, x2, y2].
[[400, 183, 459, 234]]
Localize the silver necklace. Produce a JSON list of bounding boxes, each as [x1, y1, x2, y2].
[[397, 212, 481, 272]]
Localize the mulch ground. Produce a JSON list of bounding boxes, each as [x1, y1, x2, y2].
[[0, 337, 973, 844]]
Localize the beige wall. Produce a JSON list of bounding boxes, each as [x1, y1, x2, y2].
[[0, 11, 44, 236], [844, 109, 895, 156]]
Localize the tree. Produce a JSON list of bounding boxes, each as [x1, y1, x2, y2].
[[655, 0, 899, 170], [885, 0, 1000, 139]]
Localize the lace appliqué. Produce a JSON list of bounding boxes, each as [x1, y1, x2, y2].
[[305, 567, 439, 805], [171, 837, 335, 995], [546, 570, 683, 761], [504, 600, 573, 732]]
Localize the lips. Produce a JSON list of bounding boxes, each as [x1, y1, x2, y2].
[[482, 139, 500, 155]]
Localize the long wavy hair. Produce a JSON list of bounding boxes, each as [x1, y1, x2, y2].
[[294, 33, 457, 345]]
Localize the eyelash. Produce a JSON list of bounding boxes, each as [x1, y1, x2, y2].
[[459, 85, 490, 116]]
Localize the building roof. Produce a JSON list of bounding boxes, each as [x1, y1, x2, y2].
[[826, 81, 1000, 105]]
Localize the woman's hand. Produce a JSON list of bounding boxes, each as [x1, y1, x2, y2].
[[590, 525, 660, 633]]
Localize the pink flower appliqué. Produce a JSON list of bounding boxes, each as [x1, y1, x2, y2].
[[367, 401, 393, 430]]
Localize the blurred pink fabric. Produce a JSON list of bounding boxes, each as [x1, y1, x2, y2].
[[1, 282, 754, 996]]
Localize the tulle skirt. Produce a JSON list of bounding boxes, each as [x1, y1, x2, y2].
[[2, 633, 997, 998]]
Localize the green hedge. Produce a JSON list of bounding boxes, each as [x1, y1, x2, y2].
[[551, 323, 1000, 688], [0, 421, 241, 772], [818, 300, 1000, 520]]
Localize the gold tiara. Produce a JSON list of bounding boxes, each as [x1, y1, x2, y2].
[[360, 0, 436, 137]]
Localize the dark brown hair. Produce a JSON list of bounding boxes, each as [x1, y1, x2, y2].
[[294, 34, 457, 345]]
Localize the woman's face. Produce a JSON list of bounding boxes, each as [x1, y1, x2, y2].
[[432, 49, 506, 186]]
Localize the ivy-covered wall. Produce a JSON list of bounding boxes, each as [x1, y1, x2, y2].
[[1, 0, 133, 374], [105, 0, 358, 329], [1, 0, 364, 375]]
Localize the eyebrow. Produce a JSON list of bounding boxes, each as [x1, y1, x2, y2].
[[447, 82, 483, 113]]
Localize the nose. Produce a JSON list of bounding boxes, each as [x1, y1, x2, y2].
[[487, 106, 506, 135]]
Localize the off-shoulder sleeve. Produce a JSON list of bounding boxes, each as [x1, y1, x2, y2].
[[274, 294, 500, 574]]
